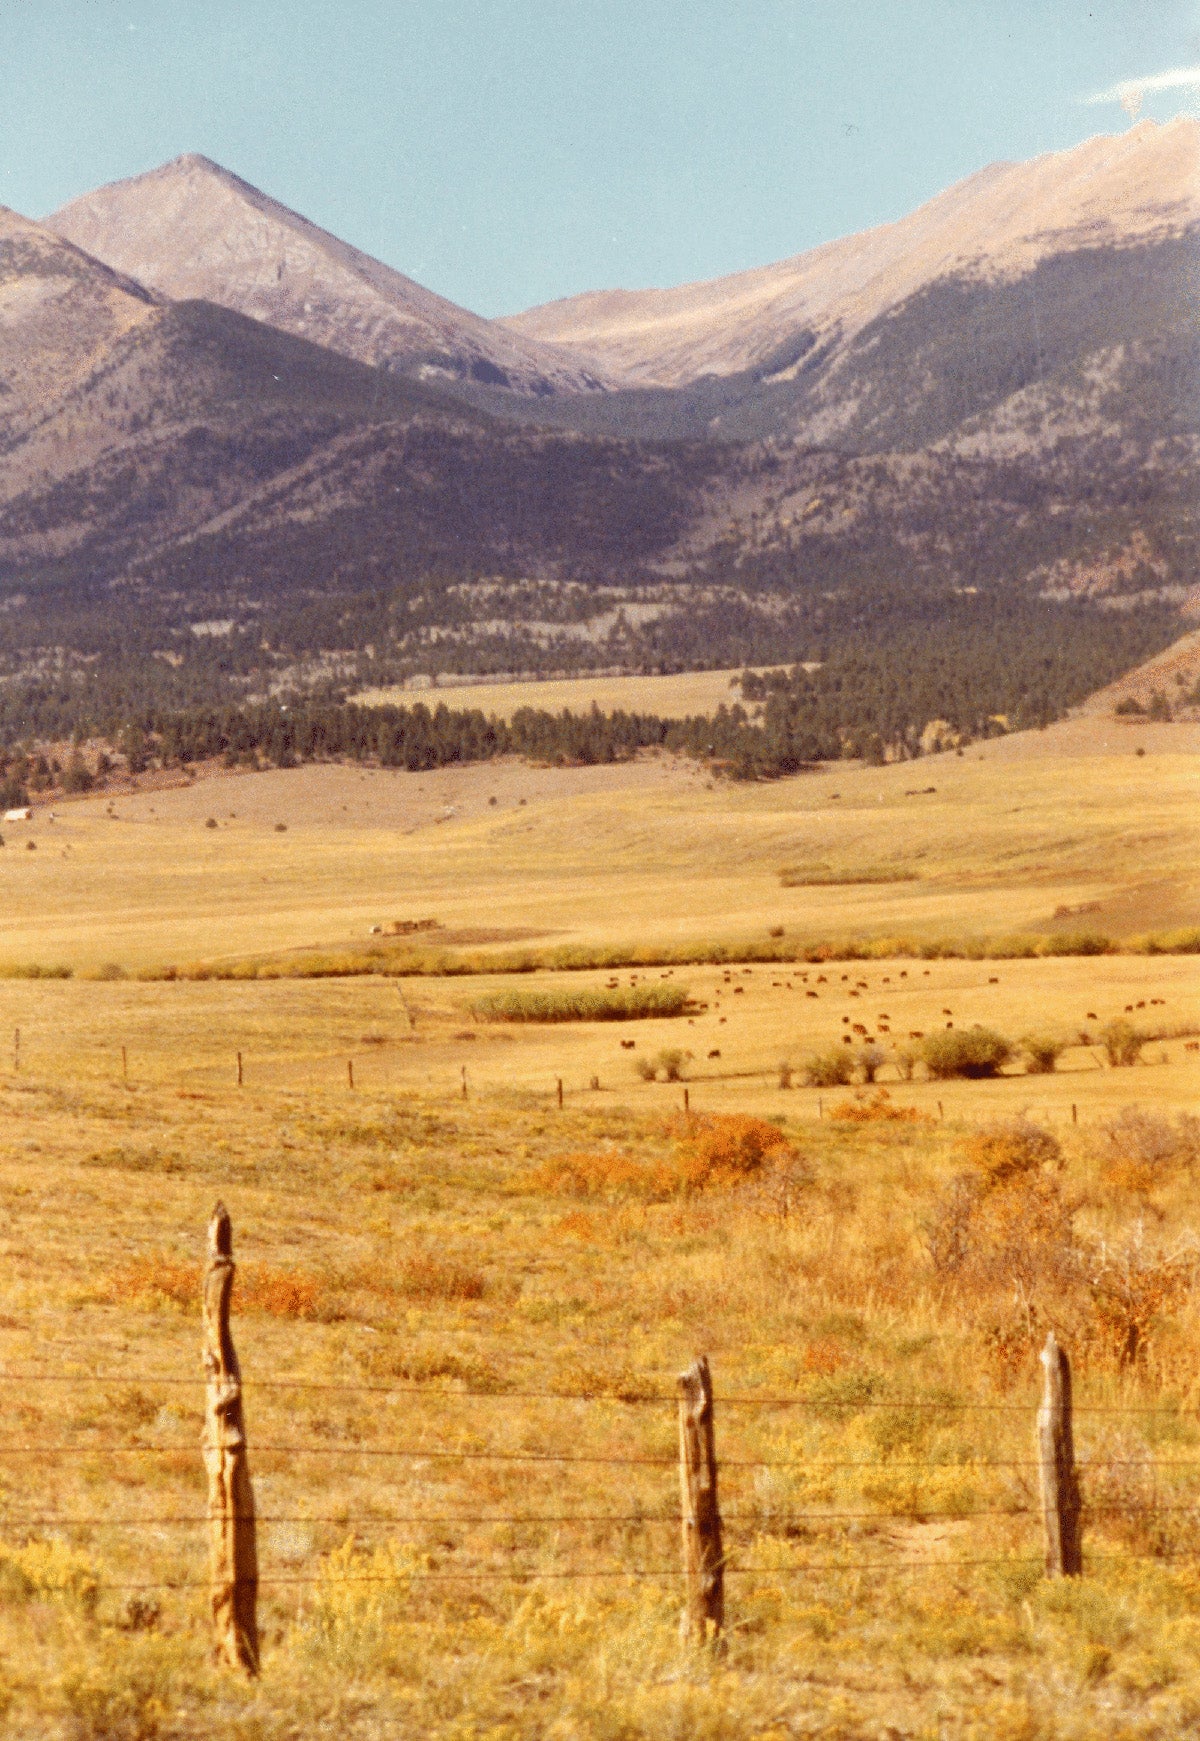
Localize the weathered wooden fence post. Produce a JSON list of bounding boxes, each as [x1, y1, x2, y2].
[[679, 1355, 723, 1641], [202, 1202, 259, 1673], [236, 1051, 243, 1088], [1037, 1331, 1082, 1577], [557, 1077, 564, 1108]]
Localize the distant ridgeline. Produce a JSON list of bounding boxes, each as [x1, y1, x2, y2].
[[0, 593, 1176, 802]]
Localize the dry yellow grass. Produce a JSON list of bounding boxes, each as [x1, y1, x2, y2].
[[352, 665, 761, 718], [0, 717, 1197, 1735], [0, 715, 1197, 974]]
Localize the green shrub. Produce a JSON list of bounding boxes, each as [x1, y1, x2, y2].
[[473, 983, 690, 1022], [1100, 1018, 1145, 1068], [802, 1046, 855, 1088], [921, 1026, 1012, 1080], [1043, 931, 1113, 957], [1021, 1033, 1068, 1074]]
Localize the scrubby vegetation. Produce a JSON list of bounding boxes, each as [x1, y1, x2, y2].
[[127, 923, 1200, 986], [472, 982, 691, 1022], [9, 1035, 1200, 1736], [920, 1026, 1013, 1079]]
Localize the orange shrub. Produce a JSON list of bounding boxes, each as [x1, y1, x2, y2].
[[238, 1266, 325, 1318], [102, 1257, 195, 1309], [671, 1113, 791, 1191], [801, 1338, 848, 1375], [395, 1253, 486, 1302], [522, 1150, 657, 1198], [830, 1090, 929, 1124], [100, 1256, 326, 1318]]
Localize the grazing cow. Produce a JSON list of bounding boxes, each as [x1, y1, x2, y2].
[[852, 1023, 868, 1036], [1185, 1041, 1199, 1053], [620, 1039, 636, 1050], [806, 990, 818, 999], [842, 1016, 851, 1024], [1087, 1012, 1098, 1021], [1125, 1005, 1134, 1014], [988, 977, 999, 985], [707, 1048, 721, 1059], [734, 987, 745, 995], [942, 1008, 953, 1016], [910, 1031, 925, 1039]]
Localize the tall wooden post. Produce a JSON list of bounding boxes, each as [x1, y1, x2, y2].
[[202, 1203, 259, 1673], [1037, 1332, 1082, 1577], [557, 1077, 564, 1108], [236, 1051, 243, 1087], [679, 1355, 723, 1641]]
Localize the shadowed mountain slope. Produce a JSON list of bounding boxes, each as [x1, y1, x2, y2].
[[0, 205, 159, 449]]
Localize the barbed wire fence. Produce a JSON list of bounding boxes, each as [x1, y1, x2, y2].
[[3, 1206, 1200, 1676]]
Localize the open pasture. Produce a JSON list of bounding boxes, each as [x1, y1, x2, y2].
[[0, 717, 1197, 1734], [352, 665, 759, 719], [1, 952, 1197, 1124], [0, 715, 1197, 977], [2, 977, 1200, 1733]]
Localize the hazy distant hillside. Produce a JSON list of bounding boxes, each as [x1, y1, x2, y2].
[[47, 154, 613, 397], [0, 127, 1193, 728]]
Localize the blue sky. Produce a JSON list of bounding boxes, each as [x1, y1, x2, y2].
[[1, 1, 1196, 315]]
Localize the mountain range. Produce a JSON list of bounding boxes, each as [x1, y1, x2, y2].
[[0, 120, 1196, 709]]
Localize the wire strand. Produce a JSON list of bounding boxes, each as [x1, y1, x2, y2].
[[0, 1370, 1186, 1415], [4, 1445, 1197, 1470]]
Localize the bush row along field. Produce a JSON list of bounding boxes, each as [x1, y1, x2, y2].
[[2, 973, 1200, 1736], [6, 924, 1199, 985]]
